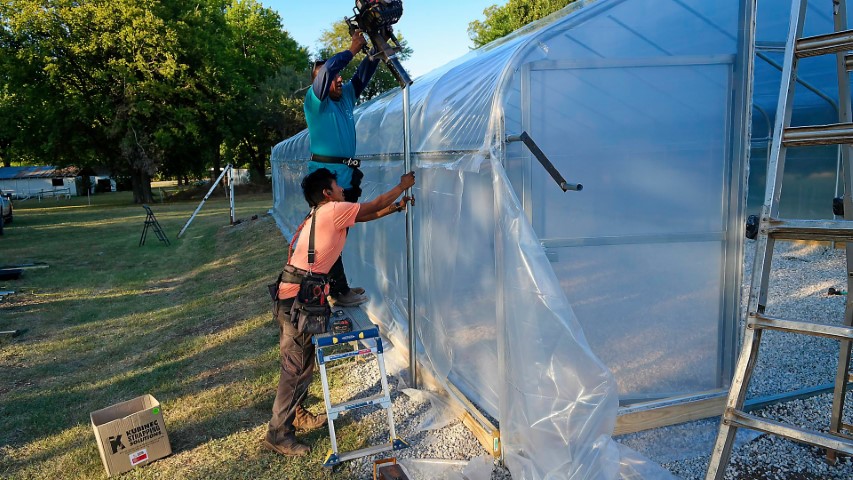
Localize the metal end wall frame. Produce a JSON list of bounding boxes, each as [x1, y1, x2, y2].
[[517, 53, 742, 407]]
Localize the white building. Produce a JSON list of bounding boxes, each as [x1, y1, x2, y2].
[[0, 166, 80, 199]]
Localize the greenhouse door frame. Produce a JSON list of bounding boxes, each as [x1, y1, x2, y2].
[[516, 53, 746, 414]]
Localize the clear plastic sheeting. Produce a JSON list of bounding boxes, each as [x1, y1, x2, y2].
[[271, 0, 751, 478], [492, 160, 636, 480], [616, 445, 680, 480], [401, 388, 464, 432], [397, 458, 468, 480]]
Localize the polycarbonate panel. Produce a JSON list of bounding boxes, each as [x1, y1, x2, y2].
[[748, 145, 839, 219], [271, 0, 747, 477], [553, 242, 723, 398], [751, 0, 851, 219], [527, 63, 730, 239], [347, 163, 503, 415]]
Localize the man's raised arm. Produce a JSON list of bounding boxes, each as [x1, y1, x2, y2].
[[351, 54, 380, 98], [312, 31, 367, 100]]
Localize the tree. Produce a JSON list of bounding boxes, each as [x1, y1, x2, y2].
[[1, 0, 186, 203], [1, 0, 310, 195], [468, 0, 576, 48], [316, 20, 412, 102], [220, 0, 309, 182]]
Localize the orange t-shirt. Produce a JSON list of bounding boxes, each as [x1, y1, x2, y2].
[[277, 201, 361, 299]]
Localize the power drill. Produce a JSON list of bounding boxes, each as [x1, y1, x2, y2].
[[345, 0, 412, 87], [331, 310, 354, 334]]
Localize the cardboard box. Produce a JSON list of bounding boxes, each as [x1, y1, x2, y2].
[[90, 394, 172, 477]]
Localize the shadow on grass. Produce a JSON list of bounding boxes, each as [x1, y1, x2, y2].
[[1, 313, 278, 445], [0, 199, 286, 478]]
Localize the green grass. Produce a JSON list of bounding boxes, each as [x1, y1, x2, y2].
[[0, 192, 369, 479]]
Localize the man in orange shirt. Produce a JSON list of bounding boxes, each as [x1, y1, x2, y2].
[[263, 167, 415, 457]]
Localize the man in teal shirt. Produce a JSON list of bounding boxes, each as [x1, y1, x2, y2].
[[304, 29, 379, 306]]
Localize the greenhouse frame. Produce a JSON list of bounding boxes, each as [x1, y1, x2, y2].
[[270, 0, 848, 477]]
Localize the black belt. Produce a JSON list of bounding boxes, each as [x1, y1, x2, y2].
[[281, 264, 330, 284], [311, 154, 360, 168], [281, 264, 308, 284]]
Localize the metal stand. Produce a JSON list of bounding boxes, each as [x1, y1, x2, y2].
[[705, 1, 853, 477], [139, 205, 170, 246], [314, 317, 409, 468], [177, 164, 235, 238]]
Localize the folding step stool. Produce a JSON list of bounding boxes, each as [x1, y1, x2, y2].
[[705, 0, 853, 477], [139, 205, 170, 246], [313, 311, 409, 468]]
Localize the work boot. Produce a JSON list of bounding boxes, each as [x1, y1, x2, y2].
[[261, 436, 310, 457], [294, 405, 327, 431], [332, 289, 369, 307], [350, 287, 365, 295]]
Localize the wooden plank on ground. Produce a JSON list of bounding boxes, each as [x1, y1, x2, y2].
[[615, 393, 727, 436], [444, 381, 501, 458]]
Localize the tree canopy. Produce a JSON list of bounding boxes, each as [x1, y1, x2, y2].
[[468, 0, 577, 48], [0, 0, 309, 202]]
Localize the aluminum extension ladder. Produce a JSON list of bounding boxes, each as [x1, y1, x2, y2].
[[313, 315, 409, 468], [706, 1, 853, 477]]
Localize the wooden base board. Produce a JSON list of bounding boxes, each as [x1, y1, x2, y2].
[[444, 382, 501, 458], [615, 393, 727, 436]]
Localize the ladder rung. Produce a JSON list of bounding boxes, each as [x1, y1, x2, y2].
[[797, 30, 853, 57], [324, 347, 376, 363], [749, 314, 853, 341], [728, 410, 853, 455], [330, 392, 389, 414], [839, 425, 853, 438], [314, 326, 380, 347], [337, 442, 395, 463], [783, 123, 853, 147], [762, 218, 853, 240]]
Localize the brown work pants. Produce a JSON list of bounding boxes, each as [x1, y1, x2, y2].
[[266, 297, 316, 444]]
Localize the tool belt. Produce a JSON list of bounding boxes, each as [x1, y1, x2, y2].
[[311, 154, 361, 169], [281, 264, 309, 284]]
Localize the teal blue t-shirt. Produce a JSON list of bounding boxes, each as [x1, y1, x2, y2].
[[305, 82, 358, 189]]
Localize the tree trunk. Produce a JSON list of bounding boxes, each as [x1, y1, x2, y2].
[[212, 145, 222, 183], [131, 168, 154, 204], [244, 138, 267, 183]]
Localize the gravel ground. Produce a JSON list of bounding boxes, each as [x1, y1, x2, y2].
[[316, 343, 511, 480], [622, 240, 853, 479], [331, 240, 853, 479]]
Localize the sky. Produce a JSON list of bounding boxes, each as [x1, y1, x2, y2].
[[264, 0, 499, 78]]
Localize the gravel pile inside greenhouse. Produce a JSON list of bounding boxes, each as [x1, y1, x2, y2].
[[332, 241, 853, 479]]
